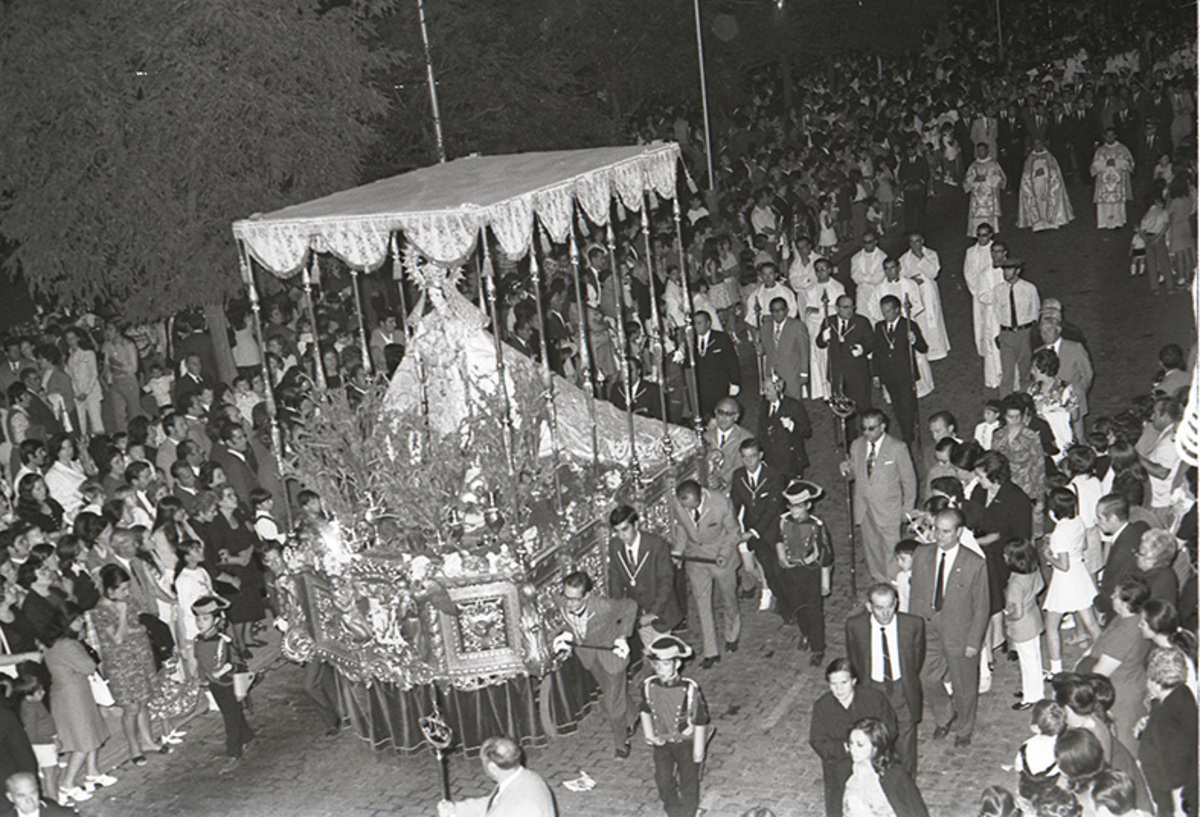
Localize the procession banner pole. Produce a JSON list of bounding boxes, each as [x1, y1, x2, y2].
[[569, 226, 602, 474], [480, 229, 516, 477], [390, 236, 411, 341], [350, 268, 372, 376], [607, 222, 641, 484], [821, 304, 858, 599], [529, 234, 565, 516], [641, 197, 673, 465], [903, 296, 923, 463], [301, 256, 327, 390], [692, 0, 716, 192], [672, 195, 704, 444]]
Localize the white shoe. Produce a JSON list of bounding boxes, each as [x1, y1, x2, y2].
[[60, 787, 93, 804], [85, 773, 118, 788], [758, 587, 774, 611], [979, 675, 993, 694]]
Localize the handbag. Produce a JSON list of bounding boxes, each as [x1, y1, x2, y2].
[[88, 672, 115, 707]]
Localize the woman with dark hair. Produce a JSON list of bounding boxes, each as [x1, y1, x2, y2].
[[1043, 488, 1102, 673], [1055, 728, 1108, 797], [809, 658, 898, 817], [95, 445, 128, 500], [0, 575, 42, 679], [205, 485, 265, 659], [1076, 577, 1152, 754], [17, 557, 67, 644], [1139, 600, 1198, 694], [842, 717, 928, 817], [1028, 348, 1080, 454], [43, 434, 89, 523], [15, 475, 64, 535], [1064, 445, 1104, 577], [44, 602, 115, 802], [56, 535, 99, 611], [972, 450, 1033, 660], [1140, 647, 1198, 816], [994, 396, 1047, 511], [197, 461, 227, 493], [92, 564, 159, 766]]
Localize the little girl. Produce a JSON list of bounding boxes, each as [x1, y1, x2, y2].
[[14, 673, 60, 803], [1041, 488, 1102, 673], [817, 196, 839, 256], [1004, 539, 1046, 709], [174, 540, 214, 678], [1013, 701, 1064, 804]]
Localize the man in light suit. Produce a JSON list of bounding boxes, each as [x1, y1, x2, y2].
[[702, 397, 753, 493], [1036, 305, 1093, 440], [909, 509, 990, 748], [552, 571, 638, 758], [437, 736, 556, 817], [759, 297, 810, 402], [608, 505, 682, 648], [671, 479, 741, 669], [730, 437, 787, 612], [845, 583, 926, 776], [839, 409, 917, 584]]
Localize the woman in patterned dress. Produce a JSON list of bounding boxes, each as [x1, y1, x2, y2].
[[92, 564, 159, 764], [1027, 349, 1080, 458], [994, 395, 1048, 513]]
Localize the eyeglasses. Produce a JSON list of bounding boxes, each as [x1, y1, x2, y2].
[[716, 410, 739, 417], [863, 424, 884, 432]]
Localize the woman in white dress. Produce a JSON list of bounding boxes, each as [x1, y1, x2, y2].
[[1042, 488, 1102, 675], [897, 234, 950, 361], [44, 434, 89, 524]]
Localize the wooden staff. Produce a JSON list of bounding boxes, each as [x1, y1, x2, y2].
[[529, 237, 564, 516], [607, 223, 640, 482]]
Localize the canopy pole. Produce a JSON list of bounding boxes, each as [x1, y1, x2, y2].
[[607, 223, 640, 486], [350, 268, 372, 376], [529, 236, 564, 517], [390, 236, 410, 341], [569, 227, 601, 475], [692, 0, 716, 192], [416, 0, 447, 164], [640, 198, 673, 465], [239, 242, 289, 530], [302, 257, 327, 390], [673, 196, 703, 442], [480, 231, 515, 477]]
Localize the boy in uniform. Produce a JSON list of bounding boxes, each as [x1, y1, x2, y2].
[[775, 479, 834, 665], [193, 595, 255, 760], [639, 635, 710, 817]]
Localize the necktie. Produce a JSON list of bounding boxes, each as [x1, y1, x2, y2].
[[486, 785, 499, 814], [934, 553, 946, 611], [774, 322, 783, 342], [1009, 284, 1018, 328], [627, 546, 637, 566], [749, 471, 758, 491], [881, 627, 894, 683], [692, 507, 701, 524], [699, 336, 708, 356], [867, 442, 876, 477], [718, 430, 728, 448], [770, 402, 778, 416]]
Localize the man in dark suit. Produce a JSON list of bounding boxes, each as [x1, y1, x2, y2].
[[871, 295, 928, 445], [1047, 101, 1079, 181], [608, 504, 681, 648], [1095, 494, 1151, 622], [210, 422, 260, 509], [997, 103, 1027, 192], [692, 310, 740, 423], [757, 377, 811, 479], [1135, 119, 1172, 199], [172, 353, 208, 407], [608, 357, 663, 421], [910, 508, 990, 747], [815, 294, 874, 420], [553, 571, 638, 758], [730, 437, 787, 612], [543, 281, 573, 377], [846, 583, 926, 776], [898, 140, 930, 233], [671, 479, 741, 669]]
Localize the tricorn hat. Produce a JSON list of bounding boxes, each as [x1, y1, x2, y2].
[[647, 634, 694, 661], [783, 478, 824, 505]]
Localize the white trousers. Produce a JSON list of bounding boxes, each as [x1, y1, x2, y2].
[[1013, 636, 1045, 704]]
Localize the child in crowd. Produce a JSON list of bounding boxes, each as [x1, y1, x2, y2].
[[974, 400, 1003, 450], [1004, 539, 1046, 709], [250, 489, 285, 546], [775, 479, 833, 666], [1129, 229, 1147, 278], [232, 375, 261, 426], [978, 786, 1019, 817], [640, 634, 709, 817], [1014, 700, 1065, 803], [1033, 786, 1082, 817], [192, 595, 254, 760], [174, 539, 214, 679], [892, 539, 918, 613], [295, 490, 325, 535], [924, 437, 959, 500], [865, 197, 885, 237], [14, 672, 60, 802], [1042, 488, 1102, 672], [142, 360, 175, 413]]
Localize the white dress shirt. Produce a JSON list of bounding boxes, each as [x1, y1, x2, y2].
[[870, 616, 903, 683]]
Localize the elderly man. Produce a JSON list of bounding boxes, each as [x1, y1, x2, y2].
[[910, 509, 990, 748], [845, 583, 926, 776], [437, 737, 555, 817], [1036, 304, 1093, 440], [840, 409, 917, 584], [552, 571, 637, 758], [4, 771, 76, 816], [702, 397, 753, 493], [671, 478, 741, 669], [963, 225, 1004, 390], [963, 143, 1007, 237]]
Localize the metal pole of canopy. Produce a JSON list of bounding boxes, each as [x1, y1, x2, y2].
[[640, 198, 673, 465], [692, 0, 716, 191], [528, 239, 564, 517], [390, 236, 410, 341], [302, 256, 327, 390], [480, 230, 515, 477], [672, 196, 703, 443], [569, 226, 601, 475], [606, 223, 640, 485], [350, 268, 372, 376]]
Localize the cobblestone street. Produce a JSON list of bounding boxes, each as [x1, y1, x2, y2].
[[76, 180, 1194, 817]]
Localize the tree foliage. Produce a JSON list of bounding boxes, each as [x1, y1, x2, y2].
[[0, 0, 401, 320]]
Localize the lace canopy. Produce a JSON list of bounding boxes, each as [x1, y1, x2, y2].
[[231, 143, 681, 276]]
